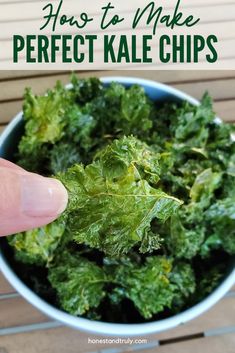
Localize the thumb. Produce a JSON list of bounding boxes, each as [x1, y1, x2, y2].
[[0, 158, 68, 237]]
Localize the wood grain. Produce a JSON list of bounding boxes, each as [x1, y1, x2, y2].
[[0, 125, 6, 134], [1, 0, 235, 22], [0, 326, 120, 353], [0, 321, 234, 353], [134, 334, 235, 353], [0, 70, 67, 81], [0, 273, 14, 295], [214, 100, 235, 121], [1, 1, 234, 25], [1, 18, 235, 43], [0, 293, 234, 341], [173, 79, 235, 101], [0, 70, 234, 82], [0, 72, 234, 124], [0, 297, 48, 328], [0, 101, 22, 124], [151, 296, 235, 341], [0, 72, 235, 102], [0, 0, 231, 4]]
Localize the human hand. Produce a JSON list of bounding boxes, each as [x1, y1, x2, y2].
[[0, 158, 68, 236]]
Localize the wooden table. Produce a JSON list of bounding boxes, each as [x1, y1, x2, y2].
[[0, 70, 235, 353]]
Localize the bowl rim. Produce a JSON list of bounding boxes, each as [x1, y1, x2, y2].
[[0, 76, 234, 337]]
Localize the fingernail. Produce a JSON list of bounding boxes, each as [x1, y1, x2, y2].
[[21, 174, 68, 217]]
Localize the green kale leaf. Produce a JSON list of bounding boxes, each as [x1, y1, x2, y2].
[[83, 83, 152, 141], [174, 93, 215, 147], [200, 233, 222, 258], [57, 137, 182, 257], [119, 84, 153, 135], [94, 135, 160, 183], [170, 262, 196, 310], [167, 212, 205, 259], [193, 265, 225, 303], [65, 105, 96, 150], [18, 82, 72, 172], [190, 168, 222, 206], [8, 219, 66, 265], [49, 142, 81, 174], [110, 256, 174, 319], [71, 75, 103, 104], [48, 250, 106, 315], [206, 196, 235, 254]]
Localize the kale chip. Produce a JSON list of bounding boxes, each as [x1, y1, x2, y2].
[[48, 250, 107, 315], [57, 137, 182, 257]]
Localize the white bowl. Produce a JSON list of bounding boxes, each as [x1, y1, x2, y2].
[[0, 77, 234, 337]]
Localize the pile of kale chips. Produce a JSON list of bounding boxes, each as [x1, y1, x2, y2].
[[8, 76, 235, 323]]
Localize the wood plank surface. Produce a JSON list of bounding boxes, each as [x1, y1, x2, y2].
[[0, 0, 230, 4], [0, 1, 234, 25], [0, 70, 234, 82], [0, 101, 22, 124], [0, 326, 121, 353], [1, 0, 235, 22], [0, 71, 234, 124], [152, 296, 235, 341], [0, 323, 234, 353], [0, 273, 15, 294], [0, 297, 48, 328], [0, 70, 65, 81], [0, 125, 6, 134], [214, 100, 235, 121], [1, 19, 235, 45], [133, 334, 235, 353], [0, 71, 235, 102]]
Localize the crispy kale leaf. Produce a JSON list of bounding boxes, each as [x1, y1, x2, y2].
[[174, 93, 215, 147], [193, 265, 225, 303], [21, 83, 69, 146], [48, 250, 106, 315], [119, 85, 153, 135], [200, 233, 222, 258], [110, 256, 174, 319], [206, 196, 235, 254], [65, 105, 96, 150], [57, 137, 182, 257], [49, 142, 81, 174], [170, 262, 196, 310], [8, 219, 66, 265], [94, 136, 160, 183], [64, 163, 179, 256], [139, 231, 162, 254], [164, 168, 222, 259], [190, 168, 222, 206], [17, 78, 154, 173], [110, 257, 195, 319], [167, 212, 205, 259], [71, 75, 103, 104], [84, 83, 153, 141], [18, 82, 72, 171]]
